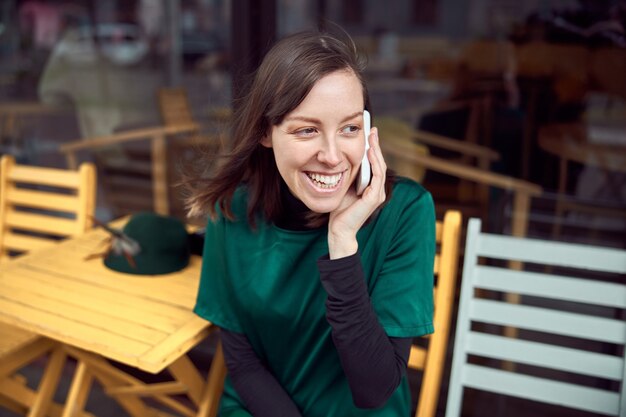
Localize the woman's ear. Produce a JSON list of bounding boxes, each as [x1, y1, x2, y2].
[[260, 135, 273, 148]]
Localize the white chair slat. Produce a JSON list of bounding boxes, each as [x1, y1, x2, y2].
[[476, 232, 626, 273], [474, 265, 626, 308], [466, 332, 624, 380], [462, 364, 621, 416], [471, 298, 626, 344]]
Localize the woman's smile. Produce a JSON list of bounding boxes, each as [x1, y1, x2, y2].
[[305, 171, 345, 190]]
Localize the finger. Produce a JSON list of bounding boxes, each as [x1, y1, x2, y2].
[[364, 128, 386, 203], [367, 129, 387, 191], [337, 187, 358, 212], [369, 127, 387, 174]]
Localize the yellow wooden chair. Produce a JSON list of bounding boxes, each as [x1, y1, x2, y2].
[[0, 154, 96, 415], [408, 209, 461, 417], [198, 210, 462, 417]]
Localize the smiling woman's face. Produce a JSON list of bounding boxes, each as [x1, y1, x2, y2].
[[261, 69, 366, 214]]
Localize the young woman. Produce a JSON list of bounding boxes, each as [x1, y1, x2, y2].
[[188, 30, 435, 417]]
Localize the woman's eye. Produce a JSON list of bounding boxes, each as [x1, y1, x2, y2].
[[341, 125, 360, 135], [294, 127, 318, 137]]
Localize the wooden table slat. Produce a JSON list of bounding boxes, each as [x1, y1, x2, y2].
[[2, 267, 193, 326], [0, 297, 151, 359], [28, 254, 201, 307], [0, 281, 168, 345]]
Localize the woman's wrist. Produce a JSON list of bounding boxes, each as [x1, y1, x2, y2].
[[328, 232, 358, 259]]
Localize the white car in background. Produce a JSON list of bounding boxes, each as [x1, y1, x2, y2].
[[54, 23, 149, 65]]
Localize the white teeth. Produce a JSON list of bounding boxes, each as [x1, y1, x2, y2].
[[307, 172, 342, 188]]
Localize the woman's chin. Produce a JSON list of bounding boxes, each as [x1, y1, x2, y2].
[[301, 199, 338, 214], [293, 174, 354, 213], [297, 192, 345, 214]]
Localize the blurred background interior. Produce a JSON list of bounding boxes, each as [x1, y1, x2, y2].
[[0, 0, 624, 416]]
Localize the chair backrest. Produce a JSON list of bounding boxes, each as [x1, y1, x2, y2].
[[0, 155, 96, 259], [200, 210, 462, 417], [376, 117, 429, 183], [446, 218, 626, 417], [408, 209, 461, 417], [158, 87, 196, 126]]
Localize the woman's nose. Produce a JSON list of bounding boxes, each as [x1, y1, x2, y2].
[[317, 136, 342, 166]]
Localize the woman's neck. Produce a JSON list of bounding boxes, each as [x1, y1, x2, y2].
[[275, 182, 313, 231]]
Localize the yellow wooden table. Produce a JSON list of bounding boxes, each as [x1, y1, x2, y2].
[[0, 222, 218, 417]]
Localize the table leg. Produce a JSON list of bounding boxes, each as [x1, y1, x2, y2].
[[67, 347, 186, 417], [167, 355, 205, 406], [66, 351, 154, 417], [61, 361, 93, 417], [27, 345, 67, 417], [502, 192, 531, 371], [0, 338, 56, 379], [551, 156, 569, 241], [151, 134, 169, 215]]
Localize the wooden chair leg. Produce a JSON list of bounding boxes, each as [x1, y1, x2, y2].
[[0, 391, 28, 415], [197, 342, 226, 417]]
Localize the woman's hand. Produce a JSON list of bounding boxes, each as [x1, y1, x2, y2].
[[328, 127, 387, 259]]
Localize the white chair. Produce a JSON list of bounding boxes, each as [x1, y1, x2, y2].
[[446, 218, 626, 417]]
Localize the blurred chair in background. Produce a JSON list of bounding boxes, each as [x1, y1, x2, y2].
[[156, 87, 225, 219], [515, 41, 590, 180], [59, 123, 199, 219], [376, 116, 540, 237], [377, 115, 499, 214], [158, 87, 197, 127]]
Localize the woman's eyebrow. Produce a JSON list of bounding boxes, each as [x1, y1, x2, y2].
[[340, 111, 363, 124], [283, 116, 322, 124], [284, 111, 362, 125]]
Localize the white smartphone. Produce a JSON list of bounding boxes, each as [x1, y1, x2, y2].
[[355, 110, 371, 195]]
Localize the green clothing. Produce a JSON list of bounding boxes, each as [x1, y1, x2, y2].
[[194, 177, 436, 416]]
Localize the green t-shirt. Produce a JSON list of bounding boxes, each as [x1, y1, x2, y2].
[[194, 177, 435, 416]]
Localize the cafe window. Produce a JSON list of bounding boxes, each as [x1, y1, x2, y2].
[[341, 0, 364, 24], [412, 0, 438, 26]]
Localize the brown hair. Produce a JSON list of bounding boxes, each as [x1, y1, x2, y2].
[[185, 30, 394, 226]]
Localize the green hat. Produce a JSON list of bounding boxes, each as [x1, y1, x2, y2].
[[104, 212, 190, 275]]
